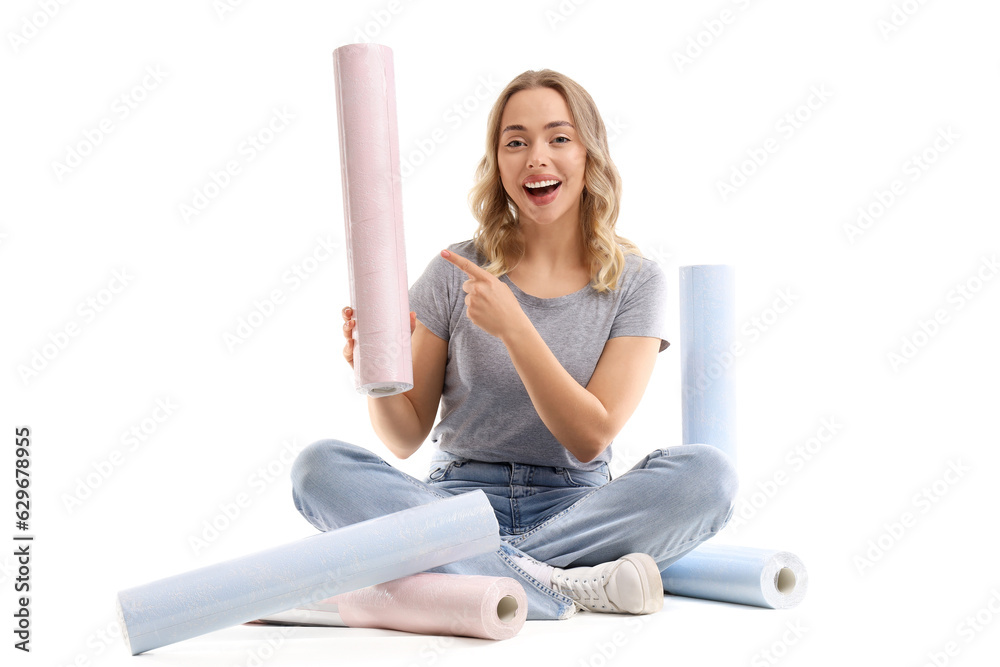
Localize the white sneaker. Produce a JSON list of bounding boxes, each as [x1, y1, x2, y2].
[[550, 553, 664, 614]]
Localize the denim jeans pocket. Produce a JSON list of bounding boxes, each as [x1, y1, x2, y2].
[[557, 463, 610, 488]]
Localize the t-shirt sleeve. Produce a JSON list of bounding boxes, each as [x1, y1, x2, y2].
[[608, 257, 671, 352], [408, 251, 456, 342]]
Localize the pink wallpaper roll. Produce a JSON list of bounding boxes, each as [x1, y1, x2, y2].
[[333, 43, 413, 397], [332, 573, 527, 640]]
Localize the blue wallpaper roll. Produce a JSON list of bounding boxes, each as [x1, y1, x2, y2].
[[661, 544, 808, 609], [117, 491, 500, 654], [669, 265, 808, 609], [679, 264, 736, 464]]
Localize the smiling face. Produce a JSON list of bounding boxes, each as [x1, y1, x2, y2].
[[497, 86, 587, 228]]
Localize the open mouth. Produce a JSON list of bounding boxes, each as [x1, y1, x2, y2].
[[523, 179, 562, 202]]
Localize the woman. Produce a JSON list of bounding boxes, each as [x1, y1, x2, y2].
[[292, 69, 738, 620]]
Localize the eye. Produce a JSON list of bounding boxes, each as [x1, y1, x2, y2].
[[553, 136, 570, 144], [504, 139, 525, 148]]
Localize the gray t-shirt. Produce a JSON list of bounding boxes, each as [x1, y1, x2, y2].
[[408, 238, 670, 471]]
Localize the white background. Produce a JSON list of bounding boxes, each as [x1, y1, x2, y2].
[[3, 0, 999, 665]]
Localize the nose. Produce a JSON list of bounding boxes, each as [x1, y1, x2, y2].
[[526, 142, 549, 169]]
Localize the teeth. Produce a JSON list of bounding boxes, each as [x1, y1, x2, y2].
[[525, 179, 560, 189]]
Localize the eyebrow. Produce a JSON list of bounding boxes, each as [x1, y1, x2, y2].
[[501, 120, 575, 135]]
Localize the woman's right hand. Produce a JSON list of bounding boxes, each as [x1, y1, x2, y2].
[[342, 306, 417, 370]]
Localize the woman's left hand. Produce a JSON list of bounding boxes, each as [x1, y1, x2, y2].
[[441, 249, 526, 341]]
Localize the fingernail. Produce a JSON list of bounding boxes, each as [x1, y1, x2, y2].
[[441, 250, 450, 257]]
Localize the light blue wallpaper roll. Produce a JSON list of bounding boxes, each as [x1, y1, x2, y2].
[[661, 544, 808, 609], [117, 491, 500, 654], [668, 265, 808, 609], [680, 264, 736, 463]]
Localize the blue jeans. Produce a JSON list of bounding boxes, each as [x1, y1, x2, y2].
[[291, 440, 738, 620]]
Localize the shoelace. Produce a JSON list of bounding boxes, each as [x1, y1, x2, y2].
[[554, 570, 616, 612]]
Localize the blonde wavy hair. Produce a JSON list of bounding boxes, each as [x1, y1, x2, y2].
[[468, 69, 643, 293]]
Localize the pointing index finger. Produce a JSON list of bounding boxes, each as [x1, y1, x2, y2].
[[441, 249, 490, 279]]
